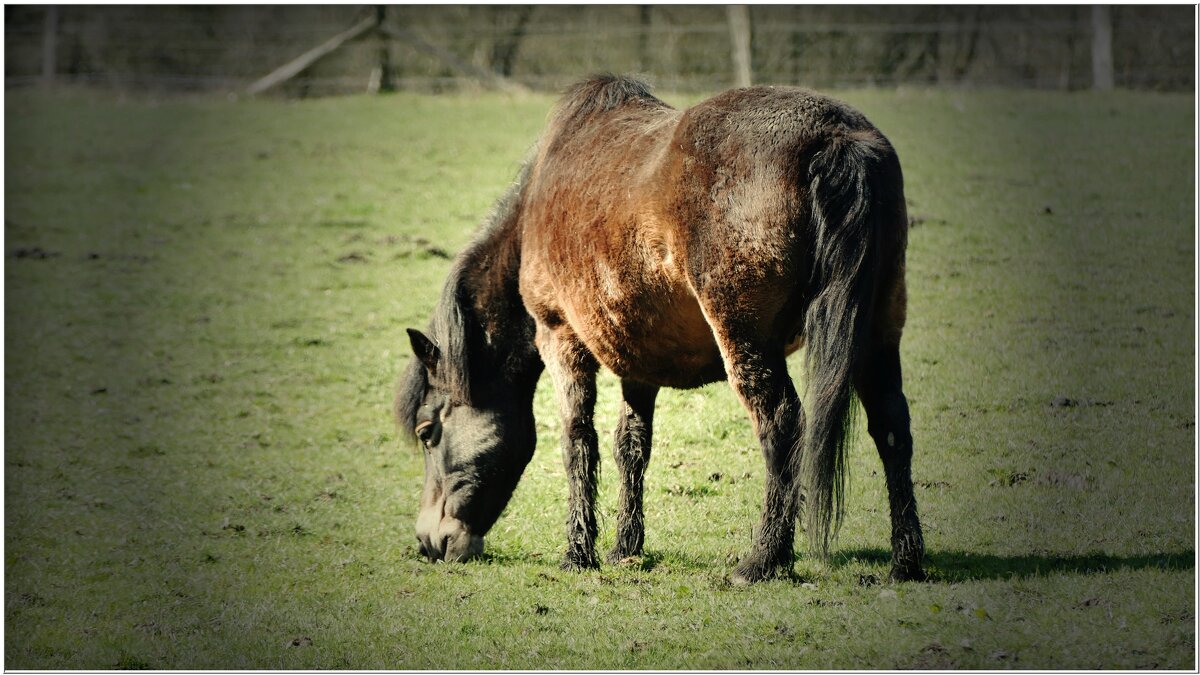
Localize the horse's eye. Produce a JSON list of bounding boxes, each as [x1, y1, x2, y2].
[[415, 421, 434, 445]]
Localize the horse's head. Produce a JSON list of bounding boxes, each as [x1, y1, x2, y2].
[[397, 326, 538, 563]]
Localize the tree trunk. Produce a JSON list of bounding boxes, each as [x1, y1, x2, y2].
[[373, 6, 395, 93], [489, 6, 534, 78], [953, 7, 982, 82]]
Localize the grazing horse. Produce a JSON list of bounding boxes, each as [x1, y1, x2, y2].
[[396, 75, 925, 583]]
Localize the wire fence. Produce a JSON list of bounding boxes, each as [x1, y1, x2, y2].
[[4, 5, 1195, 96]]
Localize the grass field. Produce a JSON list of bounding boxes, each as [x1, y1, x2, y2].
[[5, 85, 1195, 669]]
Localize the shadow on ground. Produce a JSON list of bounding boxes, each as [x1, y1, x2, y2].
[[424, 545, 1193, 585], [833, 547, 1194, 582]]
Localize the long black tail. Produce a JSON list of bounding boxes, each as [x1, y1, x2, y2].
[[799, 128, 891, 556]]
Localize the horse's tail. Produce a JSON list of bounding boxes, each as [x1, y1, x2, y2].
[[799, 127, 894, 557]]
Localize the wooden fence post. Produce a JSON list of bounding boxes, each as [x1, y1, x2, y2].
[[1091, 5, 1114, 90], [370, 5, 394, 93], [637, 5, 652, 73], [41, 5, 58, 87], [246, 13, 377, 96], [727, 5, 752, 88], [378, 24, 528, 93]]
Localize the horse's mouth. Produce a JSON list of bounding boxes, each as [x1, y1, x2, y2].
[[418, 529, 484, 563]]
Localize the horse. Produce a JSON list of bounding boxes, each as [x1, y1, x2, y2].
[[395, 75, 925, 584]]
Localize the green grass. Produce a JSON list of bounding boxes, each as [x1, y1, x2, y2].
[[5, 86, 1194, 669]]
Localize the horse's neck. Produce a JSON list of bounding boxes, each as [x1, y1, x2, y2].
[[459, 210, 541, 384], [461, 211, 520, 325]]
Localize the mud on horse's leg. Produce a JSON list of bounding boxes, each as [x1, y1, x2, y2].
[[856, 344, 926, 582], [538, 326, 601, 570], [607, 379, 659, 563]]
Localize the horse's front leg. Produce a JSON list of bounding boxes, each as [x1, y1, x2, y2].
[[607, 379, 659, 563], [537, 324, 602, 570]]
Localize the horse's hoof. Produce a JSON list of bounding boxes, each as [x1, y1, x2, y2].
[[560, 552, 599, 571], [889, 563, 927, 583], [730, 556, 790, 585], [605, 548, 642, 565], [729, 569, 757, 586]]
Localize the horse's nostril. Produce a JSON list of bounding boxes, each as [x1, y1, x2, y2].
[[417, 534, 435, 561]]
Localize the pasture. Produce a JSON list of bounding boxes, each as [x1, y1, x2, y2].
[[5, 86, 1194, 669]]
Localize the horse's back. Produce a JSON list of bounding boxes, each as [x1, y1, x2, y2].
[[674, 86, 873, 162]]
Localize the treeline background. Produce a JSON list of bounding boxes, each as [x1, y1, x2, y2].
[[4, 5, 1195, 96]]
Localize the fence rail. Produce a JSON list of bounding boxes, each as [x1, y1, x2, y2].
[[4, 5, 1194, 96]]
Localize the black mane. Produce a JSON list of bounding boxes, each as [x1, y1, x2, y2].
[[394, 160, 533, 439], [394, 350, 428, 440], [557, 74, 666, 119]]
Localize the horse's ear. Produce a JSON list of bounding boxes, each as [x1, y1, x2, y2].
[[406, 328, 439, 373]]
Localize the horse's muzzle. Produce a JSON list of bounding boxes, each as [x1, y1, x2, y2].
[[416, 517, 484, 562]]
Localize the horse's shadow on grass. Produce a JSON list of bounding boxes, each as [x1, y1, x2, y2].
[[480, 548, 708, 573], [470, 545, 1193, 585], [832, 546, 1194, 582]]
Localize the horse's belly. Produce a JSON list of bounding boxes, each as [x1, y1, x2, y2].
[[570, 284, 726, 389]]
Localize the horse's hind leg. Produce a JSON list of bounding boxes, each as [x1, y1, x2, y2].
[[855, 340, 926, 581], [537, 324, 602, 570], [607, 379, 659, 563], [702, 319, 804, 584]]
